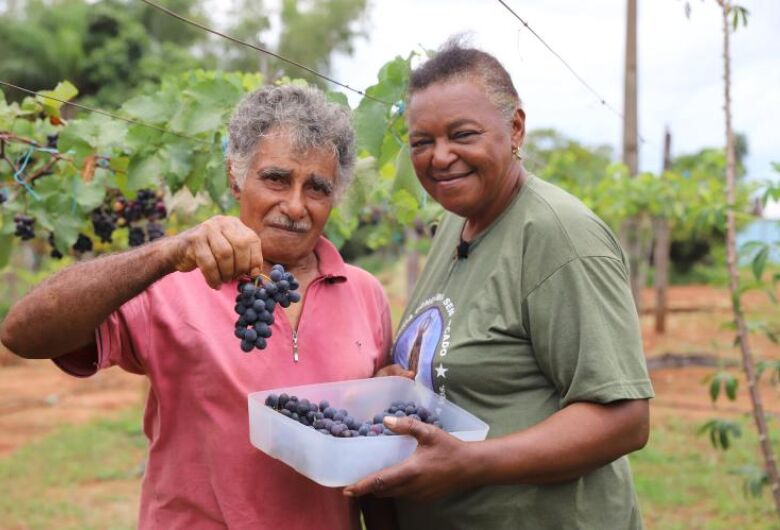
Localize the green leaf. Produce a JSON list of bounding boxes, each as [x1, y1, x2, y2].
[[204, 154, 229, 208], [719, 428, 730, 449], [326, 91, 349, 107], [184, 77, 245, 110], [57, 124, 93, 163], [169, 101, 223, 136], [59, 114, 126, 154], [752, 245, 769, 281], [390, 189, 419, 225], [709, 377, 721, 402], [51, 211, 82, 249], [122, 92, 177, 124], [73, 177, 106, 211], [125, 124, 163, 151], [353, 99, 388, 158], [36, 80, 78, 118], [392, 145, 424, 206], [127, 152, 164, 192], [161, 141, 194, 191], [725, 376, 738, 401]]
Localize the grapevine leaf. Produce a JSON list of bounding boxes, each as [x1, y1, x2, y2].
[[127, 152, 164, 192], [125, 124, 163, 151], [122, 92, 177, 124], [51, 211, 82, 249], [392, 145, 424, 206], [169, 101, 223, 136], [57, 124, 93, 163], [185, 77, 244, 110], [205, 154, 229, 208], [353, 99, 388, 158], [73, 177, 107, 211], [36, 80, 78, 118], [390, 189, 419, 225], [161, 141, 194, 191], [326, 91, 349, 107]]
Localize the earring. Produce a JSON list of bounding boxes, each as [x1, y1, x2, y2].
[[512, 146, 523, 161]]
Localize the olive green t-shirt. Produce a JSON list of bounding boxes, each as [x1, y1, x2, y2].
[[391, 175, 654, 530]]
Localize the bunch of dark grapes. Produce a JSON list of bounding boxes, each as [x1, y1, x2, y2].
[[234, 264, 301, 352], [147, 222, 165, 241], [46, 134, 58, 150], [128, 226, 146, 247], [13, 214, 35, 241], [0, 189, 7, 205], [91, 189, 167, 247], [91, 206, 118, 243], [120, 189, 166, 223], [72, 233, 93, 254], [48, 232, 63, 259], [264, 396, 443, 437]]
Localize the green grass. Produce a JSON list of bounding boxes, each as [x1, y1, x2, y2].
[[2, 405, 780, 529], [632, 415, 780, 529], [0, 407, 145, 530]]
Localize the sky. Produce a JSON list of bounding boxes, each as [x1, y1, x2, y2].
[[329, 0, 780, 213]]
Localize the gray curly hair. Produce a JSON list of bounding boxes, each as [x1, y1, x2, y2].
[[227, 85, 355, 196]]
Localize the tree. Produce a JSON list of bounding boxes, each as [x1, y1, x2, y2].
[[716, 0, 780, 516], [223, 0, 369, 86], [0, 0, 213, 107]]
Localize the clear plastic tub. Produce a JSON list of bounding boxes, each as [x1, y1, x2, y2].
[[247, 376, 489, 487]]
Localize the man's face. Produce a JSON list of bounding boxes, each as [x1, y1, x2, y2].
[[232, 130, 337, 265]]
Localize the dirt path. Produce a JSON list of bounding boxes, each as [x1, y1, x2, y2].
[[0, 357, 145, 456]]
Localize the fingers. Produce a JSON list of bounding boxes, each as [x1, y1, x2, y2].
[[179, 216, 264, 288], [247, 232, 264, 278], [375, 364, 415, 378], [207, 229, 235, 284], [221, 220, 262, 278], [344, 465, 414, 498], [192, 236, 222, 289], [384, 416, 437, 445]]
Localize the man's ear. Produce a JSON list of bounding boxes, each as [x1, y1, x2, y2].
[[511, 107, 526, 149], [227, 161, 241, 200]]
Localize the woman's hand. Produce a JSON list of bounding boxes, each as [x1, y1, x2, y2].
[[374, 364, 415, 379], [344, 416, 477, 501], [168, 215, 264, 289]]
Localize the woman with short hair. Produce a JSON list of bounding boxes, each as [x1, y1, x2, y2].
[[346, 41, 654, 530]]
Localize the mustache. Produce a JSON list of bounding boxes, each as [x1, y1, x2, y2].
[[265, 216, 312, 233]]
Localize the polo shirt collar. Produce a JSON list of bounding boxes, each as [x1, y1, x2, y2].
[[314, 236, 348, 282]]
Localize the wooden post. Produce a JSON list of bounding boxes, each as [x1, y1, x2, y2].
[[653, 128, 672, 333]]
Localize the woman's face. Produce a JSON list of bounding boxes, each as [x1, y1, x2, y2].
[[407, 79, 524, 223], [230, 130, 337, 265]]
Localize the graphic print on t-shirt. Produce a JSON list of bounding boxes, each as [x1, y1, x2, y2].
[[392, 306, 444, 389], [393, 294, 455, 393]]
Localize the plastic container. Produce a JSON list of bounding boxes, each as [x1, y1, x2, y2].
[[247, 376, 489, 487]]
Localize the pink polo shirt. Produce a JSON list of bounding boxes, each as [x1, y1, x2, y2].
[[54, 237, 392, 530]]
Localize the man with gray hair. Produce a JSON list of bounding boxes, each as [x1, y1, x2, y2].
[[1, 84, 393, 530]]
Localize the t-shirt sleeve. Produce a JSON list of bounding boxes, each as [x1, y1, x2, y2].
[[524, 256, 654, 406], [52, 292, 149, 377]]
